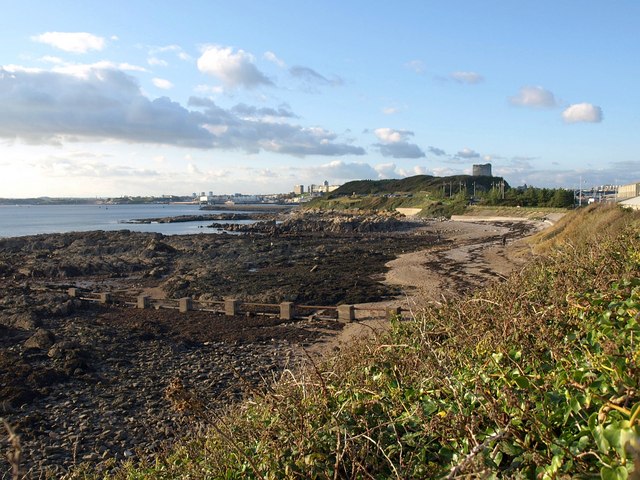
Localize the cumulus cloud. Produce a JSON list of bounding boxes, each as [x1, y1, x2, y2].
[[562, 103, 603, 123], [0, 66, 364, 157], [450, 71, 484, 84], [152, 78, 173, 90], [374, 163, 402, 179], [197, 45, 273, 89], [373, 128, 425, 159], [31, 32, 106, 53], [230, 103, 297, 119], [456, 148, 480, 159], [509, 86, 557, 108]]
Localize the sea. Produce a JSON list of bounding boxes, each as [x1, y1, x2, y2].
[[0, 204, 258, 238]]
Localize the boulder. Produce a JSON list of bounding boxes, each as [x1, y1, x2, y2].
[[24, 328, 55, 350]]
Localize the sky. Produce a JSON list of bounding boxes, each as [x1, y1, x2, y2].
[[0, 1, 639, 197]]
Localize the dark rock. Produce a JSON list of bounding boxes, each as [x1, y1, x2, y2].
[[2, 312, 41, 330], [24, 328, 55, 350]]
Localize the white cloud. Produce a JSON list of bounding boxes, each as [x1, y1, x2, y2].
[[31, 32, 106, 53], [264, 51, 285, 67], [152, 77, 174, 90], [457, 148, 480, 159], [373, 128, 425, 159], [562, 103, 603, 123], [147, 44, 191, 65], [298, 160, 380, 182], [35, 155, 159, 178], [382, 106, 399, 115], [374, 128, 409, 143], [0, 66, 364, 157], [509, 86, 557, 108], [197, 45, 273, 89], [450, 71, 484, 84], [40, 56, 64, 64], [50, 61, 147, 78], [148, 57, 168, 67], [375, 163, 401, 179]]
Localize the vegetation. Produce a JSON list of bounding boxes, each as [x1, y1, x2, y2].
[[74, 204, 639, 479], [329, 174, 502, 197], [308, 175, 575, 216], [482, 185, 575, 208]]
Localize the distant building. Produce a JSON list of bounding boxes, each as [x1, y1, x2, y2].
[[617, 182, 640, 199], [293, 185, 304, 195], [472, 163, 492, 177]]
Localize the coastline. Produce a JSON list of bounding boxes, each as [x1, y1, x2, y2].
[[0, 212, 551, 476]]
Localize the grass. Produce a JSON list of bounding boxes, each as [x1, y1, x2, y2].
[[462, 205, 568, 219], [70, 204, 640, 479]]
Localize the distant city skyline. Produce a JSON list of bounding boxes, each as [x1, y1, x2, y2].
[[1, 1, 639, 197]]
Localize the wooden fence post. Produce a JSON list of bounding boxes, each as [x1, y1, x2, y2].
[[137, 295, 150, 309], [280, 302, 295, 320], [337, 305, 355, 323], [179, 297, 192, 313], [225, 298, 239, 316]]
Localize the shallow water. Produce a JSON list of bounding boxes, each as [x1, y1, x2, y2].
[[0, 204, 256, 237]]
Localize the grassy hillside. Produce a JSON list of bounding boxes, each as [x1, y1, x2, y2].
[[75, 204, 640, 479], [330, 174, 503, 197]]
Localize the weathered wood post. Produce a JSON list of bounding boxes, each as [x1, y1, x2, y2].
[[225, 298, 239, 316], [179, 297, 192, 313], [386, 306, 402, 321], [67, 288, 78, 298], [337, 304, 355, 323], [280, 302, 295, 320], [99, 292, 112, 304], [137, 295, 151, 309]]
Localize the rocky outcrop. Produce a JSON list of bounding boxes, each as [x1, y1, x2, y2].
[[212, 210, 420, 235]]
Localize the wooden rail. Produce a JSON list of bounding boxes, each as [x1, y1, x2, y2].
[[66, 288, 406, 323]]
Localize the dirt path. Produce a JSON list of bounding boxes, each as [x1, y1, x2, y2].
[[306, 217, 550, 359]]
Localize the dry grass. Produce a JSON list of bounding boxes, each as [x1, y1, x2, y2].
[[2, 419, 22, 480]]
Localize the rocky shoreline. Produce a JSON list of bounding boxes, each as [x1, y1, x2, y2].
[[0, 211, 439, 477], [0, 210, 541, 477]]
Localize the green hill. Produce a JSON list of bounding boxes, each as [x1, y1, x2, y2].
[[330, 174, 505, 197]]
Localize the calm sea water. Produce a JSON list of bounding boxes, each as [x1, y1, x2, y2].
[[0, 204, 255, 238]]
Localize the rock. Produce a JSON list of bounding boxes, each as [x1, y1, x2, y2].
[[47, 340, 80, 359], [3, 312, 41, 330], [24, 328, 55, 350]]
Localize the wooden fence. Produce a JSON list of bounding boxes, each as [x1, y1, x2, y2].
[[66, 288, 405, 323]]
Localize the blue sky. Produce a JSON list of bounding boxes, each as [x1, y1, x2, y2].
[[0, 1, 638, 197]]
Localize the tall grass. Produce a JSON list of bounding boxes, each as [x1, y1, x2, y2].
[[73, 204, 640, 479]]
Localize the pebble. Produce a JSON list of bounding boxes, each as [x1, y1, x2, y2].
[[1, 315, 309, 476]]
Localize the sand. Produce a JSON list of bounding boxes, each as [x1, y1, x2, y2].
[[306, 216, 552, 358]]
